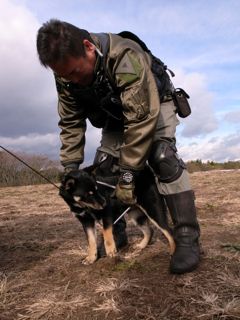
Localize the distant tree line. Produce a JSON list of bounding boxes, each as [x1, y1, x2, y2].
[[0, 151, 62, 187], [0, 151, 240, 187], [186, 159, 240, 173]]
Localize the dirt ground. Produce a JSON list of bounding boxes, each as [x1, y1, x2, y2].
[[0, 170, 240, 320]]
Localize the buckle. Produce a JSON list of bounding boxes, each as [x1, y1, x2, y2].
[[160, 94, 173, 103]]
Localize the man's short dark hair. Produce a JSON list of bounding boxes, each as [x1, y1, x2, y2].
[[36, 19, 92, 67]]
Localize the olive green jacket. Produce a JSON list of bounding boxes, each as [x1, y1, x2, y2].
[[56, 33, 161, 171]]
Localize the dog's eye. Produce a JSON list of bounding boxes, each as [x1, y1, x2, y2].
[[88, 191, 94, 195]]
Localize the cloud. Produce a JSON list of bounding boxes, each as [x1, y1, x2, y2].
[[173, 69, 218, 137], [146, 0, 240, 40], [224, 110, 240, 125], [178, 133, 240, 162], [0, 0, 57, 137], [0, 121, 101, 163], [0, 133, 60, 159]]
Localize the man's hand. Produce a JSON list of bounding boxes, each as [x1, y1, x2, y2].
[[115, 171, 137, 205]]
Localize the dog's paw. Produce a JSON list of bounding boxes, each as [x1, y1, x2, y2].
[[133, 241, 148, 251], [106, 246, 117, 258], [133, 242, 145, 251], [82, 254, 98, 265], [123, 249, 141, 260]]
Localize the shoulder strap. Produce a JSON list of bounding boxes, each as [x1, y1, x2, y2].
[[118, 31, 175, 78], [117, 31, 151, 53], [91, 33, 118, 91]]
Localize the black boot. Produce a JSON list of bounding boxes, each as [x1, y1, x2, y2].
[[165, 190, 200, 274]]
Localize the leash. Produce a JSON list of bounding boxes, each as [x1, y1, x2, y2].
[[113, 206, 132, 224], [113, 204, 148, 225], [0, 145, 142, 223], [0, 145, 60, 190], [0, 145, 115, 192], [96, 180, 116, 189], [95, 179, 133, 224], [95, 180, 144, 224]]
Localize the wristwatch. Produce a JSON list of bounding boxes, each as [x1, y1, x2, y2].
[[121, 171, 134, 184]]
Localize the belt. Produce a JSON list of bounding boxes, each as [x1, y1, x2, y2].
[[160, 94, 173, 103]]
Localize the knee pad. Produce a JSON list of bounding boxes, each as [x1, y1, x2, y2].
[[148, 140, 186, 183], [93, 150, 109, 166]]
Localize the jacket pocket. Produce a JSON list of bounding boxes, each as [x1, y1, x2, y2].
[[121, 84, 150, 122]]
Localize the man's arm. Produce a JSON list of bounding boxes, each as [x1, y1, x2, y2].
[[112, 49, 160, 204], [114, 49, 160, 172], [55, 76, 87, 169]]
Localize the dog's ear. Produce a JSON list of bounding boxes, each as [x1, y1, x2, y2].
[[83, 164, 97, 175], [65, 178, 75, 190]]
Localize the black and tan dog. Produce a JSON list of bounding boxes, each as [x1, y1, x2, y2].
[[60, 165, 175, 264]]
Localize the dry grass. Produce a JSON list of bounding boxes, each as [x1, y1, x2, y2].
[[0, 273, 8, 307], [94, 277, 142, 297], [193, 294, 240, 319], [17, 282, 89, 320], [92, 296, 120, 317], [18, 295, 89, 320], [0, 170, 240, 320]]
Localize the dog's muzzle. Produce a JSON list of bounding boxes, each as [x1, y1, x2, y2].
[[73, 194, 107, 210]]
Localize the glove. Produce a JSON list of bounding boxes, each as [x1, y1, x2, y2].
[[115, 171, 137, 205]]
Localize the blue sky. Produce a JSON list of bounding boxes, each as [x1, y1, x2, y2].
[[0, 0, 239, 164]]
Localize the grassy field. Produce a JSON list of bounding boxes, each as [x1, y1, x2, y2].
[[0, 170, 240, 319]]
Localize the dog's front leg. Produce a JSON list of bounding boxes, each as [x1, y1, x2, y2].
[[84, 227, 98, 264], [102, 209, 117, 258], [80, 217, 98, 264], [102, 226, 117, 257]]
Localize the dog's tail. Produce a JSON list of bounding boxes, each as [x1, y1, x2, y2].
[[135, 204, 176, 255]]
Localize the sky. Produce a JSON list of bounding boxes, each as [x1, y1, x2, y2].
[[0, 0, 239, 165]]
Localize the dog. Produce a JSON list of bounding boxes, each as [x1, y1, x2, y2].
[[60, 165, 175, 264]]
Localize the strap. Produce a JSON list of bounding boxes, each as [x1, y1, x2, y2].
[[117, 31, 151, 53], [91, 32, 110, 57], [91, 32, 118, 91]]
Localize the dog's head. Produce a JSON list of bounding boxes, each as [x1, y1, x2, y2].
[[60, 168, 106, 211]]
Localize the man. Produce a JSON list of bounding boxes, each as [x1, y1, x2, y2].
[[36, 19, 201, 274]]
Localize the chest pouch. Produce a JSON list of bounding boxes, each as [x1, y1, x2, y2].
[[100, 93, 123, 120], [94, 68, 123, 121]]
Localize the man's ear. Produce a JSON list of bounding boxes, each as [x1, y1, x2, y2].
[[83, 39, 95, 52]]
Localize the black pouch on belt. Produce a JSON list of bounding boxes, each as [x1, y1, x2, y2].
[[172, 88, 191, 118]]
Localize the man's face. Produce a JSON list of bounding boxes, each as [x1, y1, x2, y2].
[[49, 40, 96, 86]]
